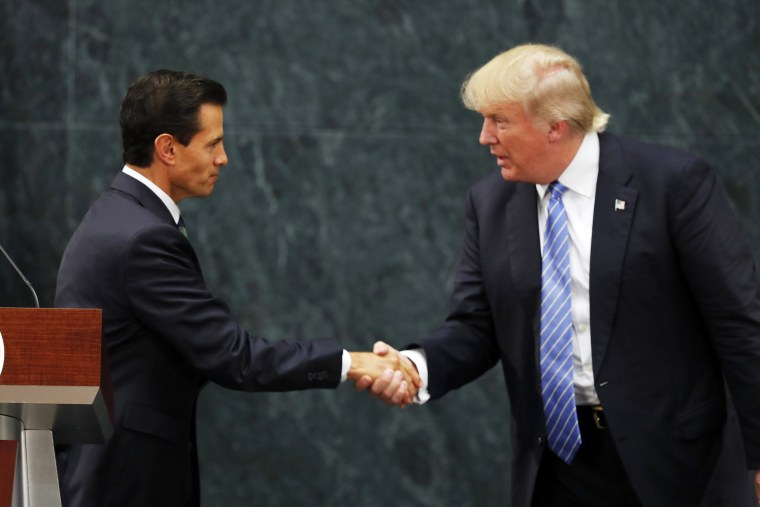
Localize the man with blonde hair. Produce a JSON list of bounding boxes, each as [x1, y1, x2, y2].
[[360, 43, 760, 506]]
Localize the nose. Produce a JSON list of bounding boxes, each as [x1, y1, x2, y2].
[[215, 143, 229, 167], [479, 118, 497, 146]]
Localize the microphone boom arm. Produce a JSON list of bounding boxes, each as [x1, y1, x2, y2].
[[0, 242, 40, 308]]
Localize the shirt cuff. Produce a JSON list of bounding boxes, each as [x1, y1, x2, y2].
[[400, 348, 430, 404], [340, 349, 351, 382]]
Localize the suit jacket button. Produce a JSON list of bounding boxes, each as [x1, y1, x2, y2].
[[537, 436, 543, 445]]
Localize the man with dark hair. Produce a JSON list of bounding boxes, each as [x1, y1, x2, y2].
[[119, 70, 229, 168], [54, 69, 419, 507]]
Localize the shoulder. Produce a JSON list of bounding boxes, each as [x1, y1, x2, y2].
[[601, 132, 708, 175], [465, 170, 533, 218], [597, 132, 720, 204], [470, 170, 508, 193], [86, 191, 173, 237], [66, 187, 185, 268], [468, 170, 524, 201]]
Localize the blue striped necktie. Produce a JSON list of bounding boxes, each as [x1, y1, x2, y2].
[[540, 181, 581, 464]]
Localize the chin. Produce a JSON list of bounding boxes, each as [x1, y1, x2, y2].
[[500, 168, 519, 182]]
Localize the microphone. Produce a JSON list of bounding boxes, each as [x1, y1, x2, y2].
[[0, 241, 40, 308]]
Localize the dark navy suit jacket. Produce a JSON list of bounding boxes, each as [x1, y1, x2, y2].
[[55, 172, 342, 507], [414, 133, 760, 507]]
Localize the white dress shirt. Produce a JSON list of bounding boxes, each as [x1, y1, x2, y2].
[[405, 132, 601, 405], [123, 165, 181, 223], [120, 166, 352, 381]]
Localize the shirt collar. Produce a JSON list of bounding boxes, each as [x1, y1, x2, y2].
[[122, 165, 182, 224], [536, 132, 600, 200]]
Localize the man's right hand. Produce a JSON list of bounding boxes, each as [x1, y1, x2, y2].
[[350, 341, 420, 407]]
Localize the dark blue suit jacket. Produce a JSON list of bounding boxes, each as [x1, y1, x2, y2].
[[55, 172, 343, 507], [414, 133, 760, 507]]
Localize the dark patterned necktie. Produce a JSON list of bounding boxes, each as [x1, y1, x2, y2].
[[177, 216, 188, 238]]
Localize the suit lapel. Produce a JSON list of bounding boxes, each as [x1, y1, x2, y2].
[[110, 171, 177, 227], [109, 171, 203, 271], [589, 134, 638, 375]]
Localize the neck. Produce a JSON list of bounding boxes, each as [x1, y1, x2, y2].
[[126, 163, 174, 200], [546, 131, 586, 183]]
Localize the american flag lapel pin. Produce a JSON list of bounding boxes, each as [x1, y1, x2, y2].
[[615, 199, 626, 211]]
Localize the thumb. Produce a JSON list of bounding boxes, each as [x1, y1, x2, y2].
[[373, 340, 390, 355]]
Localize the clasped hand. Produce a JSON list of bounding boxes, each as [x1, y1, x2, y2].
[[348, 341, 421, 408]]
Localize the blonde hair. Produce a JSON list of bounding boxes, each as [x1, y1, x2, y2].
[[461, 44, 609, 133]]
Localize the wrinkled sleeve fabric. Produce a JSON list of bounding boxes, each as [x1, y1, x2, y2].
[[124, 224, 343, 391], [411, 188, 501, 400], [670, 157, 760, 468]]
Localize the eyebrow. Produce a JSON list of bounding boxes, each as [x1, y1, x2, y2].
[[482, 109, 505, 119]]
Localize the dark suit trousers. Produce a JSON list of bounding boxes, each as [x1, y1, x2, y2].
[[532, 406, 643, 507]]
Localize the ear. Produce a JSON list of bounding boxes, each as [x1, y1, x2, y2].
[[547, 120, 569, 143], [154, 133, 176, 165]]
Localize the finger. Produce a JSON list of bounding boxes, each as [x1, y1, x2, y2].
[[373, 341, 389, 355], [382, 371, 404, 401], [397, 362, 420, 389], [396, 365, 418, 394], [403, 382, 419, 408], [400, 356, 422, 387], [390, 380, 408, 406], [370, 369, 394, 395]]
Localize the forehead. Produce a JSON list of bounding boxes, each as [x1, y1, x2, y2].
[[480, 101, 528, 118], [195, 103, 224, 133]]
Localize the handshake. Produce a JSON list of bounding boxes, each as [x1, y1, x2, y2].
[[348, 341, 422, 408]]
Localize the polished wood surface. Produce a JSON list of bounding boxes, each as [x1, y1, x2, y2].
[[0, 308, 102, 386], [0, 308, 112, 443], [0, 440, 17, 507]]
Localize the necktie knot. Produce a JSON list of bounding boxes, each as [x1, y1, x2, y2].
[[548, 181, 568, 200]]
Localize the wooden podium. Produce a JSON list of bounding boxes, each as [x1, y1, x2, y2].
[[0, 308, 112, 507]]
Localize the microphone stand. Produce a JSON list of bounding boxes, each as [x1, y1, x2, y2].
[[0, 242, 40, 308]]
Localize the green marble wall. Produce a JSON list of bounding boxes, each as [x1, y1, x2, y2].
[[1, 1, 759, 505]]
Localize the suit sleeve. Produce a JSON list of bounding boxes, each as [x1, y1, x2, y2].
[[671, 157, 760, 467], [122, 224, 343, 391], [413, 188, 501, 399]]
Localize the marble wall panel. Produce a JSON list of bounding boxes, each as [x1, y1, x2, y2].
[[1, 0, 759, 505], [0, 125, 69, 307], [197, 369, 510, 506], [185, 131, 489, 336], [0, 0, 69, 123]]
